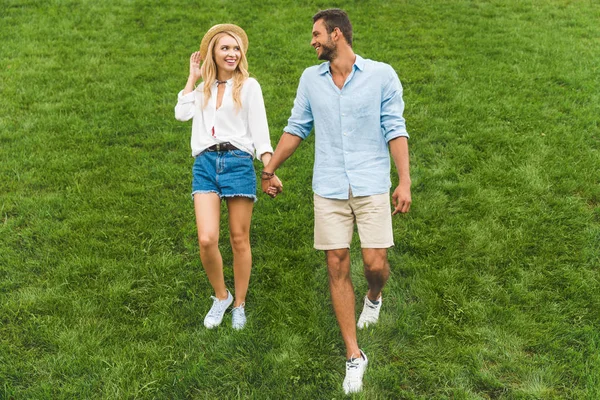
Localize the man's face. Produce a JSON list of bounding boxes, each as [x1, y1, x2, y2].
[[311, 19, 336, 61]]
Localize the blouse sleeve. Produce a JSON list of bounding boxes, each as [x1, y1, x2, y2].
[[245, 79, 273, 159], [174, 90, 197, 121]]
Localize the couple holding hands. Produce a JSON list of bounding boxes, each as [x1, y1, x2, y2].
[[174, 8, 411, 394]]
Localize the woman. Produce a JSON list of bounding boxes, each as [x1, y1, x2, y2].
[[175, 24, 279, 330]]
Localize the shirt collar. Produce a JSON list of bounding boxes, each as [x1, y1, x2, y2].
[[317, 61, 330, 75], [317, 54, 365, 75], [354, 54, 365, 71]]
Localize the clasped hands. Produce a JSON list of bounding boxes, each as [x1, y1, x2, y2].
[[260, 171, 283, 198]]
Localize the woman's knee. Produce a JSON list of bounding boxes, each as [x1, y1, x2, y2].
[[198, 232, 219, 250], [229, 232, 250, 253]]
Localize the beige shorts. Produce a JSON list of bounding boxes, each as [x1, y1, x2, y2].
[[314, 191, 394, 250]]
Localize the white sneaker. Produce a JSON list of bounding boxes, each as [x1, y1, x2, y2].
[[343, 350, 368, 394], [231, 303, 246, 330], [203, 290, 233, 328], [357, 295, 382, 329]]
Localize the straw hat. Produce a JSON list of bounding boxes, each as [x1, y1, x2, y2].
[[199, 24, 248, 61]]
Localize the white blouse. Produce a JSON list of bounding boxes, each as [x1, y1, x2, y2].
[[174, 77, 273, 159]]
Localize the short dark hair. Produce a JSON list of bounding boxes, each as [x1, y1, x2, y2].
[[312, 8, 353, 47]]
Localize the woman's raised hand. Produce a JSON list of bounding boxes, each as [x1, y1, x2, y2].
[[189, 51, 202, 82]]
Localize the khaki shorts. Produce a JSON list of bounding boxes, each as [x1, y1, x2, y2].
[[314, 191, 394, 250]]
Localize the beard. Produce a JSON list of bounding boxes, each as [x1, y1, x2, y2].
[[317, 39, 337, 61]]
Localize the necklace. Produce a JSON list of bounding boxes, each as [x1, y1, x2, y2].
[[216, 80, 228, 86]]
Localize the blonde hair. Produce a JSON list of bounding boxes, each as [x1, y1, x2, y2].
[[200, 31, 249, 111]]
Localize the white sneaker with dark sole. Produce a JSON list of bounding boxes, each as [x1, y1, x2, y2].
[[343, 350, 368, 394], [357, 295, 382, 329], [204, 290, 233, 328]]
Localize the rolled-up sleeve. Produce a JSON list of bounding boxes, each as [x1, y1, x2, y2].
[[246, 80, 273, 159], [283, 74, 314, 139], [380, 66, 409, 142], [174, 90, 196, 121]]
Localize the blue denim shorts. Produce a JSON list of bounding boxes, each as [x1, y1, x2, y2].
[[192, 149, 257, 201]]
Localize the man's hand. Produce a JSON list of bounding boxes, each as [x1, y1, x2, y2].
[[391, 183, 411, 215], [259, 133, 303, 198], [261, 174, 283, 198]]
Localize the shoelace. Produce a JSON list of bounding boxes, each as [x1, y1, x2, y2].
[[208, 296, 228, 317], [346, 357, 361, 370], [232, 308, 245, 322]]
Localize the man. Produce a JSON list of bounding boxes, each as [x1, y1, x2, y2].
[[261, 8, 411, 394]]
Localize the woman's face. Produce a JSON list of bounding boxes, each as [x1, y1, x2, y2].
[[213, 34, 241, 77]]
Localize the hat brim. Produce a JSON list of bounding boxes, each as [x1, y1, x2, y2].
[[199, 24, 249, 61]]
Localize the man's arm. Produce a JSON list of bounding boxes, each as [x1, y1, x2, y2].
[[261, 132, 303, 195], [389, 137, 411, 214]]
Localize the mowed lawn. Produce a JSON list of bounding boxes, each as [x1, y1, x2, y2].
[[1, 0, 599, 398]]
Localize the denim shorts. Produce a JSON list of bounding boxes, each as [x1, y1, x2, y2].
[[192, 149, 257, 201]]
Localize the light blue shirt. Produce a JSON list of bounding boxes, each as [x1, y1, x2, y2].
[[284, 55, 409, 199]]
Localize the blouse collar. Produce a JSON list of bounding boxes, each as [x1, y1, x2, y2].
[[214, 78, 233, 87]]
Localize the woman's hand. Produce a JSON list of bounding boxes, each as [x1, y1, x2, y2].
[[183, 52, 203, 95], [189, 51, 202, 82]]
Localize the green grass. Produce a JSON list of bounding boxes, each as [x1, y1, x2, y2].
[[1, 0, 600, 398]]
